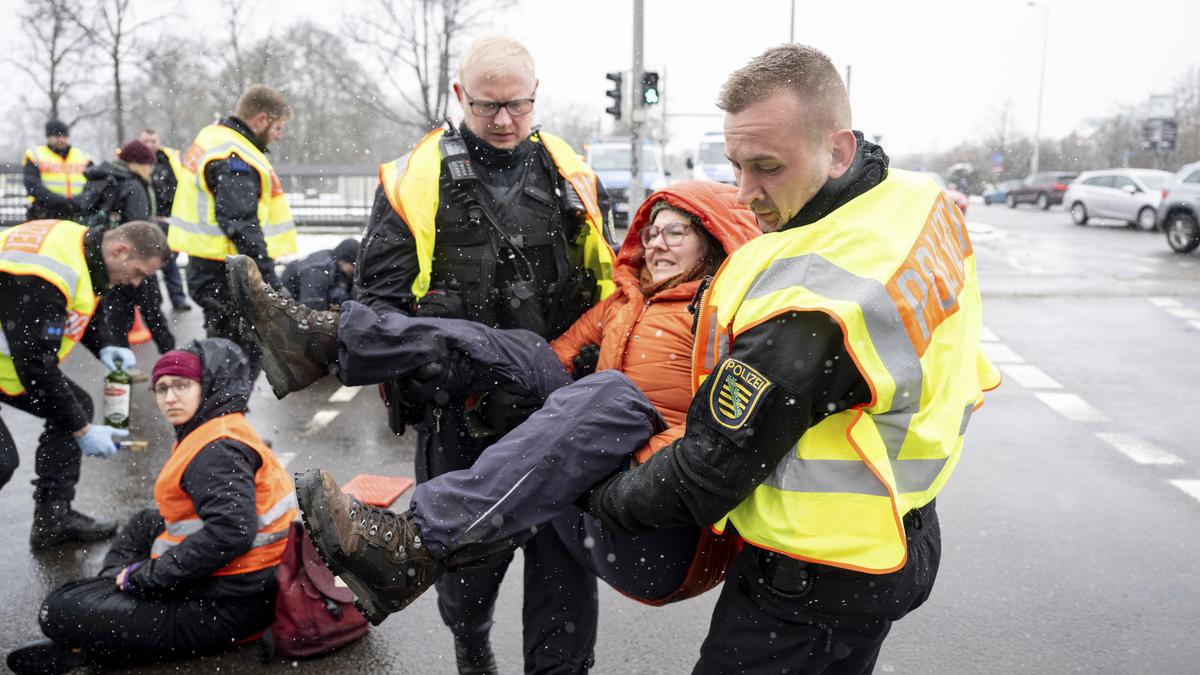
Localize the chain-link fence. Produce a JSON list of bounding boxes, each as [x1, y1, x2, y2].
[[0, 163, 379, 229]]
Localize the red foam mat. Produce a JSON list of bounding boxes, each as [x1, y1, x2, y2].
[[341, 474, 414, 507]]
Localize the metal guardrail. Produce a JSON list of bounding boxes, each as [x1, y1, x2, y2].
[[0, 162, 380, 229]]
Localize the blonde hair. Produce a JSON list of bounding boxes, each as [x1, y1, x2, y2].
[[458, 35, 535, 84]]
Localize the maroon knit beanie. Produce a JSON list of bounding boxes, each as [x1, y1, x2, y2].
[[151, 350, 203, 385], [119, 139, 156, 165]]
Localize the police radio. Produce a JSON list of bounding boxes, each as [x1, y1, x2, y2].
[[441, 124, 478, 185]]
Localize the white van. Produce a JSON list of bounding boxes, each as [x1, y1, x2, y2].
[[686, 132, 735, 184]]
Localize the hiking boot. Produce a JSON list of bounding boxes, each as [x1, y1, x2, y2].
[[30, 502, 117, 550], [295, 469, 444, 625], [454, 635, 500, 675], [226, 255, 338, 399], [7, 640, 86, 674]]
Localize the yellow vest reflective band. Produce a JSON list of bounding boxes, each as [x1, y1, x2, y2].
[[167, 124, 297, 261], [161, 146, 183, 181], [378, 128, 616, 302], [0, 220, 97, 396], [697, 170, 1001, 573], [23, 145, 91, 200]]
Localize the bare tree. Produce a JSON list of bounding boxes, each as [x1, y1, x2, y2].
[[343, 0, 513, 131], [11, 0, 92, 122], [132, 36, 220, 147], [74, 0, 168, 145]]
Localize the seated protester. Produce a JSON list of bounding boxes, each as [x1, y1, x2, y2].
[[79, 139, 175, 357], [7, 339, 297, 674], [281, 237, 359, 310], [223, 181, 760, 621]]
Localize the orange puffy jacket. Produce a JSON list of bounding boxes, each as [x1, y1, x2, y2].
[[551, 180, 760, 605]]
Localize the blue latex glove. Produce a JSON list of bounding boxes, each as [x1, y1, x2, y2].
[[99, 346, 136, 372], [77, 424, 129, 458]]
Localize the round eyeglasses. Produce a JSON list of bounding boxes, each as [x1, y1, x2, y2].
[[640, 223, 694, 248]]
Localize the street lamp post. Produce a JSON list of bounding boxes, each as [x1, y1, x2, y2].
[[1028, 0, 1049, 176]]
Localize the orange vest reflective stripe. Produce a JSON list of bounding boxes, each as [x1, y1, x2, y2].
[[152, 413, 297, 575], [23, 145, 91, 200]]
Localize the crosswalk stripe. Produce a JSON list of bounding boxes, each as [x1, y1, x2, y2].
[[983, 342, 1024, 364], [1169, 480, 1200, 504], [1096, 433, 1183, 465], [1167, 308, 1200, 320], [328, 386, 361, 403], [999, 364, 1062, 389], [980, 326, 999, 342], [1148, 297, 1182, 308], [301, 410, 339, 435], [1035, 393, 1108, 422]]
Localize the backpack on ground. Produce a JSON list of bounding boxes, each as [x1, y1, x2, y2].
[[267, 521, 369, 658]]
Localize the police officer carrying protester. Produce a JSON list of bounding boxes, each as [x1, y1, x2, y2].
[[0, 219, 169, 549], [22, 120, 93, 221], [168, 84, 298, 382], [354, 34, 615, 674], [138, 127, 191, 311], [573, 44, 1002, 673]]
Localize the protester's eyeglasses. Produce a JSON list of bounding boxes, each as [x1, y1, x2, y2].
[[640, 223, 694, 248], [461, 86, 536, 118], [153, 380, 197, 398]]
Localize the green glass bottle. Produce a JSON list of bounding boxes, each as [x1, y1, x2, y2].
[[103, 357, 132, 429]]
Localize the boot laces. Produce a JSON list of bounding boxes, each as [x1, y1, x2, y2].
[[349, 501, 418, 550]]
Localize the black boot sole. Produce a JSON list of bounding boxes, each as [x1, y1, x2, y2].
[[225, 256, 299, 400], [294, 470, 395, 626], [7, 640, 86, 674]]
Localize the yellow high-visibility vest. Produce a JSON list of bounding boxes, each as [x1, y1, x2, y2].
[[695, 169, 1001, 573], [161, 146, 183, 181], [23, 145, 91, 200], [0, 220, 97, 396], [167, 124, 296, 261], [377, 128, 615, 302]]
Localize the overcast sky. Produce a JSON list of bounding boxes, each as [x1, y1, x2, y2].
[[2, 0, 1196, 158]]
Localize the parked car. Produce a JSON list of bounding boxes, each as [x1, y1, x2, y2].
[[1006, 172, 1078, 209], [686, 132, 736, 185], [983, 179, 1024, 205], [585, 139, 669, 229], [919, 172, 968, 216], [1159, 160, 1200, 253], [1062, 168, 1175, 231]]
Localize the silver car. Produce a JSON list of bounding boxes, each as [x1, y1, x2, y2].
[[1063, 169, 1176, 231]]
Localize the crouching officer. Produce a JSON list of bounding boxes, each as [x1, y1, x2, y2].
[[281, 237, 358, 310], [168, 84, 298, 382], [354, 35, 615, 675], [0, 220, 170, 549], [582, 45, 1001, 674]]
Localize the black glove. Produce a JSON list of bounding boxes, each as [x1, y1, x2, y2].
[[474, 384, 543, 436], [397, 360, 459, 408], [572, 343, 600, 380]]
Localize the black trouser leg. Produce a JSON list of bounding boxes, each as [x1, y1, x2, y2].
[[0, 412, 19, 493], [693, 504, 941, 675], [521, 527, 597, 675], [190, 260, 262, 384], [161, 254, 187, 304], [2, 380, 90, 504], [39, 577, 274, 665], [98, 508, 164, 577], [435, 553, 512, 646]]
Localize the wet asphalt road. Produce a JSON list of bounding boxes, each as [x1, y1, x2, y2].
[[2, 206, 1200, 673]]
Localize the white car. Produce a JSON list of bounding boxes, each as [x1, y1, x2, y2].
[[1063, 169, 1175, 231]]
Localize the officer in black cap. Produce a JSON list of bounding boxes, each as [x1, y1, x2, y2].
[[280, 238, 359, 310], [22, 120, 94, 221]]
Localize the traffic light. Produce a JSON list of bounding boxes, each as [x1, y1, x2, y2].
[[605, 72, 623, 120], [641, 71, 660, 105]]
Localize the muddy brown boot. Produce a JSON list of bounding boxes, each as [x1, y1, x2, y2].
[[226, 255, 338, 399], [295, 469, 444, 625]]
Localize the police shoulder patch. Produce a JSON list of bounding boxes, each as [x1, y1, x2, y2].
[[708, 358, 774, 430]]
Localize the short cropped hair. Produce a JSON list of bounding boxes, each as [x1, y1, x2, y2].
[[140, 127, 157, 136], [104, 220, 170, 262], [235, 84, 292, 122], [458, 35, 535, 84], [718, 44, 851, 137]]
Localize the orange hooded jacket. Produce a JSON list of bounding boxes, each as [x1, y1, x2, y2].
[[550, 180, 760, 605]]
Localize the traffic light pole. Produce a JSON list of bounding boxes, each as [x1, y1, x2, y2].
[[630, 0, 645, 211]]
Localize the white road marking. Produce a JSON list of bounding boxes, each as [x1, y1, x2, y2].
[[1134, 256, 1163, 265], [1190, 321, 1200, 332], [980, 326, 1000, 342], [983, 342, 1024, 364], [1169, 480, 1200, 503], [1035, 392, 1108, 422], [302, 410, 340, 435], [278, 452, 297, 468], [1096, 433, 1184, 465], [328, 386, 361, 403], [999, 364, 1062, 389], [1148, 297, 1182, 308], [1131, 266, 1158, 275], [1167, 308, 1200, 320]]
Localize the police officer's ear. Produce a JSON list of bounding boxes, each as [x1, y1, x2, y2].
[[827, 129, 858, 180]]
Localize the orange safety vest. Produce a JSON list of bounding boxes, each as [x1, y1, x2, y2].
[[152, 413, 297, 575]]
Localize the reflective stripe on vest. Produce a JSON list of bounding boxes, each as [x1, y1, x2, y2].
[[152, 413, 297, 575], [24, 146, 91, 200], [378, 128, 616, 302], [167, 125, 297, 261], [0, 220, 96, 395], [699, 170, 1001, 573]]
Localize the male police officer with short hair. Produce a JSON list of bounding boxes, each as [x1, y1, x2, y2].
[[22, 120, 92, 221], [354, 35, 614, 675]]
